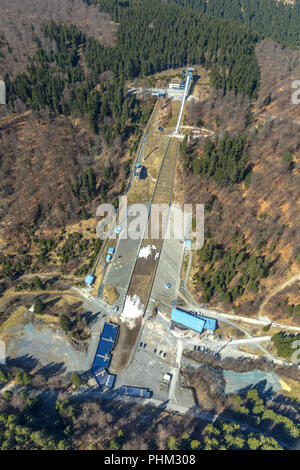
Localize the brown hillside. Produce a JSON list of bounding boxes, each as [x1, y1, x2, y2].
[[0, 0, 116, 76], [182, 39, 300, 318], [255, 39, 300, 122], [0, 103, 135, 262]]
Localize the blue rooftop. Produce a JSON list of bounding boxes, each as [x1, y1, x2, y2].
[[106, 254, 112, 262], [93, 369, 115, 388], [198, 315, 217, 331], [85, 274, 95, 285], [108, 247, 115, 255], [102, 322, 118, 343], [91, 322, 119, 387], [96, 340, 113, 356], [171, 308, 217, 333], [92, 352, 110, 371], [117, 386, 151, 398], [171, 308, 205, 333]]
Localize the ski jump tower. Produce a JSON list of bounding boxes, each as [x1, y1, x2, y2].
[[174, 67, 194, 135]]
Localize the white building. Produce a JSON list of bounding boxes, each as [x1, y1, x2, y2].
[[169, 80, 184, 90]]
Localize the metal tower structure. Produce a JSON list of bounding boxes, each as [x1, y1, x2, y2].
[[174, 67, 193, 135]]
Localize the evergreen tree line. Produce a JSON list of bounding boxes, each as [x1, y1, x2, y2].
[[0, 366, 297, 450], [6, 0, 300, 137], [4, 0, 263, 133], [195, 237, 272, 303], [271, 332, 300, 359], [163, 0, 300, 48], [181, 132, 248, 186], [4, 22, 143, 140], [0, 392, 73, 450], [83, 0, 260, 97]]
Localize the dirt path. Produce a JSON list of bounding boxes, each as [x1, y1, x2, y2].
[[259, 273, 300, 315], [21, 272, 86, 281]]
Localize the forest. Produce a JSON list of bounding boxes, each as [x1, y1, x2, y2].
[[0, 363, 298, 450], [178, 35, 300, 315], [85, 0, 260, 96], [164, 0, 300, 48], [193, 236, 272, 304], [271, 332, 300, 359], [180, 132, 248, 186], [4, 21, 141, 141], [4, 0, 261, 115]]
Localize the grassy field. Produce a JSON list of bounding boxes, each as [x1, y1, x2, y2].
[[278, 376, 300, 400], [102, 285, 119, 305], [127, 101, 174, 205], [0, 306, 29, 336]]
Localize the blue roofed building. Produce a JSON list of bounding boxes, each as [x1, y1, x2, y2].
[[102, 322, 119, 343], [85, 274, 95, 286], [198, 315, 217, 331], [108, 247, 115, 255], [134, 163, 142, 177], [106, 254, 112, 262], [96, 340, 113, 357], [92, 348, 110, 370], [93, 369, 115, 389], [117, 386, 152, 398], [171, 308, 205, 333], [91, 322, 119, 390], [171, 308, 217, 333]]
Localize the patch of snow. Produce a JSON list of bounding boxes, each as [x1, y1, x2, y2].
[[121, 295, 145, 323], [138, 245, 157, 259]]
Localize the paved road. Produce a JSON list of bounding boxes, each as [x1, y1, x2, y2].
[[178, 290, 277, 362], [168, 339, 183, 404], [230, 336, 272, 345]]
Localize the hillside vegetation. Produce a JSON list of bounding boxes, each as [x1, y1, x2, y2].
[[0, 0, 299, 313], [180, 39, 300, 317], [0, 0, 116, 77], [0, 0, 262, 280], [165, 0, 300, 48], [83, 0, 260, 97], [0, 366, 297, 450]]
